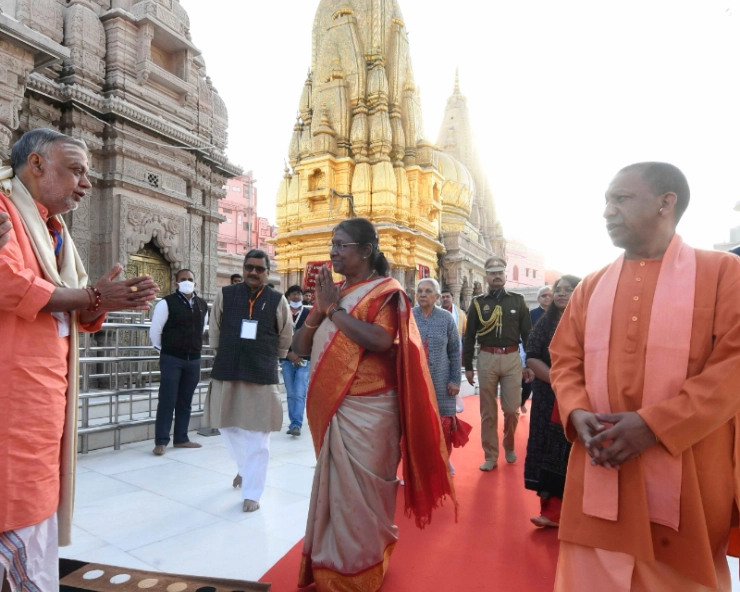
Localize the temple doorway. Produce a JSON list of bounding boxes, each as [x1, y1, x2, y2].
[[125, 241, 172, 298]]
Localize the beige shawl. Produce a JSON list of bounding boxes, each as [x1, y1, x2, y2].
[[0, 167, 88, 546]]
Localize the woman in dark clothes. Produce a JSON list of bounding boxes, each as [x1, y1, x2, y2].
[[523, 275, 581, 528]]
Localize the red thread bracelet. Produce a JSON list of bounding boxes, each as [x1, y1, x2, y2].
[[84, 287, 94, 310]]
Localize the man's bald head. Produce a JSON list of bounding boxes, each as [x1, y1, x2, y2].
[[617, 162, 690, 223]]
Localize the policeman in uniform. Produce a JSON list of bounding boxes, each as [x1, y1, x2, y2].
[[463, 256, 534, 471]]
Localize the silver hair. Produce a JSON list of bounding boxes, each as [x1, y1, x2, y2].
[[417, 278, 441, 295], [11, 128, 88, 171], [537, 285, 553, 298]]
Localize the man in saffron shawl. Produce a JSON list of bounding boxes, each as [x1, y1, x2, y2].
[[292, 218, 454, 592], [0, 129, 158, 591], [550, 162, 740, 591]]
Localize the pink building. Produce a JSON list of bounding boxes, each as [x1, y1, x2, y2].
[[505, 238, 545, 288], [217, 172, 276, 258]]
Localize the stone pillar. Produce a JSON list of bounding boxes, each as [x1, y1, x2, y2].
[[448, 283, 463, 309], [0, 40, 33, 161], [461, 285, 473, 311]]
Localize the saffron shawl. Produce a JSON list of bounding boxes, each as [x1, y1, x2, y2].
[[306, 276, 455, 528], [583, 234, 695, 531], [0, 169, 89, 545]]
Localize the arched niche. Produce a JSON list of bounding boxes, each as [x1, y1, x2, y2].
[[124, 241, 172, 298]]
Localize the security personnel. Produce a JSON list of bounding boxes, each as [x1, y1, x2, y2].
[[463, 256, 534, 471]]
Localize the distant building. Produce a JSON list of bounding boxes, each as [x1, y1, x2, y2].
[[714, 224, 740, 253], [545, 270, 563, 286], [505, 239, 545, 288], [217, 172, 279, 287]]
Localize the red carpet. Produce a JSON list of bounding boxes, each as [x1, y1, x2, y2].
[[261, 396, 559, 591]]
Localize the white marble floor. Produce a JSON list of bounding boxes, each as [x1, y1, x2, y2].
[[62, 421, 316, 584], [62, 389, 740, 590]]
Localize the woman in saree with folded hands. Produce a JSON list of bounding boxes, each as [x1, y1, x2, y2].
[[293, 217, 455, 592]]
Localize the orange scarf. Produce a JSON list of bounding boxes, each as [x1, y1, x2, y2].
[[583, 233, 694, 531], [307, 277, 455, 528]]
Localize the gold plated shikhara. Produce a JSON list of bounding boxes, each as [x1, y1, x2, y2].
[[275, 0, 505, 305]]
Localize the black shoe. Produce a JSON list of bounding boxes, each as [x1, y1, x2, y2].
[[288, 427, 301, 436]]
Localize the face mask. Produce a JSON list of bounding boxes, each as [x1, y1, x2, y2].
[[178, 280, 195, 295], [289, 300, 303, 309]]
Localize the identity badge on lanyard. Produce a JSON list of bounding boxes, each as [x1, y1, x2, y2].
[[241, 286, 264, 340]]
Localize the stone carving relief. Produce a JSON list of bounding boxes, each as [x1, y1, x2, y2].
[[119, 196, 184, 267], [71, 229, 91, 270], [189, 214, 202, 259], [0, 40, 34, 159], [162, 173, 186, 196], [62, 3, 107, 90], [16, 0, 64, 44]]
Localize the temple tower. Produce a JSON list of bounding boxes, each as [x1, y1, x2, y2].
[[274, 0, 446, 292], [436, 71, 506, 309]]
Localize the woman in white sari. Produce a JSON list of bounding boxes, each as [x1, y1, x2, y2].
[[293, 218, 455, 592]]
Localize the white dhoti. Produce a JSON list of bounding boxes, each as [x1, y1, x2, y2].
[[220, 427, 270, 502], [0, 513, 58, 592]]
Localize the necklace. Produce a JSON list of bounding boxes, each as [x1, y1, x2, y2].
[[342, 270, 377, 290]]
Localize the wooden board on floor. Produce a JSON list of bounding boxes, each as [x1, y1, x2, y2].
[[60, 559, 270, 592]]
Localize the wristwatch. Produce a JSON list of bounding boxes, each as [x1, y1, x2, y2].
[[328, 304, 346, 321]]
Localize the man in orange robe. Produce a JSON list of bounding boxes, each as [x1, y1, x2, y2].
[[550, 162, 740, 591], [0, 129, 158, 592]]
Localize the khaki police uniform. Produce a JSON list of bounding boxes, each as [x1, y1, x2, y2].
[[463, 257, 531, 466]]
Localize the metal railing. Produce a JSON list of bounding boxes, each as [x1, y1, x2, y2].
[[77, 319, 214, 453]]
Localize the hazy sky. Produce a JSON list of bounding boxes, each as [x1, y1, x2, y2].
[[181, 0, 740, 277]]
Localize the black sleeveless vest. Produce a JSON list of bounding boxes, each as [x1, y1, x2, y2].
[[160, 292, 207, 360], [211, 283, 283, 384]]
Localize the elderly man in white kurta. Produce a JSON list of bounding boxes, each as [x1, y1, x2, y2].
[[205, 249, 292, 512]]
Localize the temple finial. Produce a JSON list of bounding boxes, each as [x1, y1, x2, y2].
[[454, 68, 460, 94]]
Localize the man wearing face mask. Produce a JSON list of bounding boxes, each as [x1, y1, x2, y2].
[[149, 269, 209, 455], [281, 285, 311, 436]]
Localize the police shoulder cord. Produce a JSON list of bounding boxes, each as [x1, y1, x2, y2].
[[474, 298, 503, 338]]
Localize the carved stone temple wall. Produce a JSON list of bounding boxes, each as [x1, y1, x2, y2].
[[274, 0, 505, 307], [0, 0, 240, 301]]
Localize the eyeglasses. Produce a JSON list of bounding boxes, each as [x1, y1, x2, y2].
[[539, 294, 553, 299], [328, 242, 360, 252], [244, 264, 267, 273]]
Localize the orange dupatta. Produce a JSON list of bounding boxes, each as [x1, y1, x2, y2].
[[306, 276, 456, 528]]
